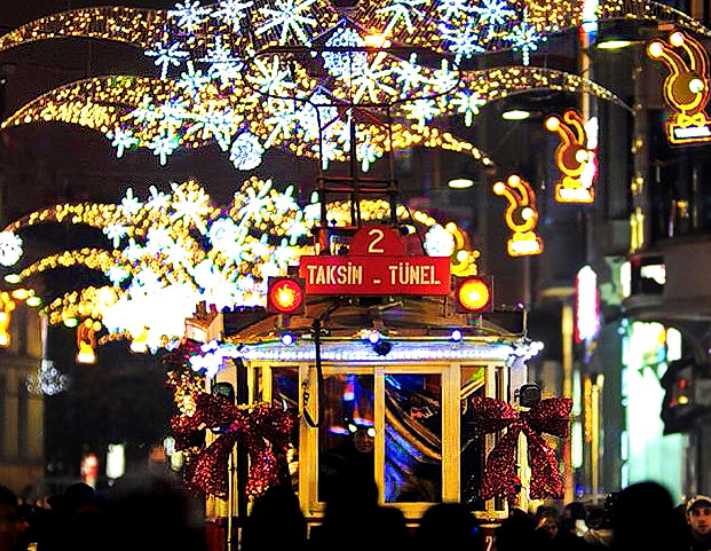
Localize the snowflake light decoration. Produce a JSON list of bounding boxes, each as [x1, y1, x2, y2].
[[1, 178, 480, 354], [0, 0, 673, 174]]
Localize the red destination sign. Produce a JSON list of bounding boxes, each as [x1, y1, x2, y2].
[[299, 226, 451, 296]]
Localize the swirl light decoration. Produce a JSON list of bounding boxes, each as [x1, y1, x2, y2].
[[4, 0, 695, 173], [647, 31, 711, 144], [545, 110, 598, 204], [493, 174, 543, 257], [0, 178, 479, 354]]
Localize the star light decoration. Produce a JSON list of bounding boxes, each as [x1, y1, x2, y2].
[[0, 179, 479, 355], [0, 0, 694, 173]]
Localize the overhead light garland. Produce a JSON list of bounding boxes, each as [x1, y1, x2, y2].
[[0, 0, 668, 173], [0, 178, 479, 354]]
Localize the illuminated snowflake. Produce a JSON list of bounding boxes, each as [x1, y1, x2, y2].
[[357, 139, 379, 172], [107, 266, 130, 286], [170, 183, 211, 233], [208, 218, 244, 261], [168, 1, 211, 33], [470, 0, 516, 29], [0, 232, 22, 267], [352, 56, 397, 104], [256, 0, 317, 46], [213, 0, 254, 32], [404, 98, 439, 127], [104, 223, 128, 247], [120, 189, 143, 217], [129, 96, 161, 125], [201, 36, 245, 86], [148, 132, 180, 165], [511, 16, 544, 66], [146, 41, 189, 79], [451, 90, 486, 126], [146, 186, 171, 211], [192, 260, 240, 311], [107, 128, 138, 158], [378, 0, 427, 34], [394, 54, 427, 95], [237, 181, 272, 224], [177, 62, 210, 95], [185, 106, 234, 151], [146, 227, 174, 255], [437, 0, 471, 20], [230, 132, 265, 171], [285, 213, 308, 245], [322, 27, 367, 80], [440, 22, 486, 61], [251, 56, 297, 104], [124, 240, 145, 263], [265, 107, 300, 148], [430, 60, 459, 95], [273, 186, 298, 214], [300, 93, 338, 141]]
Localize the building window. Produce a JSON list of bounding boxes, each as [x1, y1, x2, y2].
[[17, 379, 28, 459]]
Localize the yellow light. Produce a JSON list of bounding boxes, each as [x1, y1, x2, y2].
[[670, 32, 685, 47], [456, 250, 469, 262], [364, 33, 387, 48], [64, 317, 79, 328], [26, 296, 42, 307], [447, 178, 475, 190], [545, 116, 561, 131], [77, 348, 97, 365], [678, 395, 689, 405], [689, 78, 705, 93], [575, 149, 591, 163], [502, 109, 531, 121], [647, 41, 664, 58], [4, 274, 20, 284], [458, 279, 491, 312], [0, 332, 9, 348], [11, 289, 30, 301], [522, 207, 535, 221], [492, 181, 506, 194], [597, 39, 634, 51]]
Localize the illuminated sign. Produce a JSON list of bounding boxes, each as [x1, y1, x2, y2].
[[299, 226, 451, 296], [647, 31, 711, 145], [492, 175, 543, 257], [575, 266, 600, 344], [545, 110, 597, 203]]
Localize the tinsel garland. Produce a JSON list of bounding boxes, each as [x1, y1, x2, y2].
[[471, 396, 572, 502]]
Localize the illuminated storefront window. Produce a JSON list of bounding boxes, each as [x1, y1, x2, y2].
[[622, 322, 687, 501]]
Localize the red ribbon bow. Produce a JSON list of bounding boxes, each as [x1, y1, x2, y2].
[[471, 396, 572, 502], [171, 392, 295, 499]]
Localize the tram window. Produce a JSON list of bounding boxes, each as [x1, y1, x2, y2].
[[384, 374, 442, 503], [271, 367, 300, 492], [460, 366, 486, 510], [318, 374, 375, 502]]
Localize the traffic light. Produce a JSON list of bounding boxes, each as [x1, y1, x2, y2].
[[661, 358, 711, 434], [267, 277, 306, 315], [454, 276, 494, 314]]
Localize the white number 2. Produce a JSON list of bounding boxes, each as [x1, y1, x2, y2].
[[367, 228, 385, 254]]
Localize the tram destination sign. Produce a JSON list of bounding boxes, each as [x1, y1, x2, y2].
[[299, 226, 451, 297]]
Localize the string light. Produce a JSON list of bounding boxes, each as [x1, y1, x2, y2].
[[0, 2, 650, 173], [2, 178, 479, 354]]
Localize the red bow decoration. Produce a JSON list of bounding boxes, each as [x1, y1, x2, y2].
[[471, 396, 572, 502], [171, 392, 295, 499]]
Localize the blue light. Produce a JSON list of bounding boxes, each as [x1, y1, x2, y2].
[[368, 331, 381, 344], [281, 333, 295, 346], [451, 329, 463, 342]]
